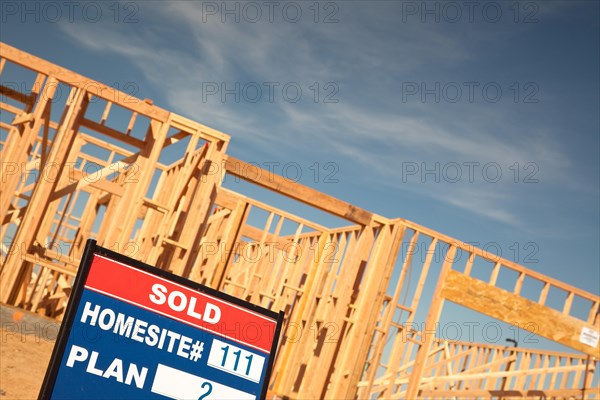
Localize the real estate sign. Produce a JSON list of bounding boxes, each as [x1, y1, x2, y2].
[[39, 240, 284, 400]]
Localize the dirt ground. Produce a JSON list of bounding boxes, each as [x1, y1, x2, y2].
[[0, 305, 58, 400]]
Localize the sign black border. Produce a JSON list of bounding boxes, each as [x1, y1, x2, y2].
[[38, 239, 284, 400]]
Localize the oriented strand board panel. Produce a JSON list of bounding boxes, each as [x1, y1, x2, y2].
[[441, 270, 600, 356]]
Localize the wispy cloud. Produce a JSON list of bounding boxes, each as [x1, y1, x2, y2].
[[57, 1, 582, 228]]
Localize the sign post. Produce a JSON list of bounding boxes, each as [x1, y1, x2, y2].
[[39, 240, 284, 400]]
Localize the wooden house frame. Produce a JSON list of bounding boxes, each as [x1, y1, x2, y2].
[[1, 42, 598, 399]]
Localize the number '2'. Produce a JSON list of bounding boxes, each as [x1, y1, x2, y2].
[[198, 382, 212, 400]]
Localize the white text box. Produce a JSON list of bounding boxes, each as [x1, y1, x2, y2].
[[151, 363, 255, 400], [207, 338, 265, 383]]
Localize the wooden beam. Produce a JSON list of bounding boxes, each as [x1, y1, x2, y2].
[[405, 245, 457, 399], [216, 187, 330, 232], [400, 219, 599, 307], [418, 388, 597, 398], [0, 84, 35, 104], [169, 113, 230, 143], [224, 156, 373, 226], [0, 42, 169, 121], [441, 270, 600, 356], [80, 118, 146, 148]]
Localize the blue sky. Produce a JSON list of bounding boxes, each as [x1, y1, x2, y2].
[[1, 1, 598, 307]]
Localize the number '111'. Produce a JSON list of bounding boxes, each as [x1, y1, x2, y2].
[[220, 345, 253, 375]]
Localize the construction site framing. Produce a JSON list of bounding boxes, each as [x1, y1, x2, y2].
[[1, 42, 599, 399]]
